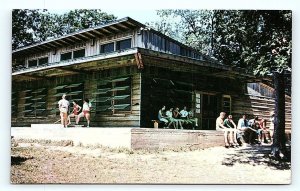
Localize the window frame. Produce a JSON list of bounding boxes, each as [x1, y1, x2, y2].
[[27, 59, 38, 68], [222, 95, 232, 115], [38, 57, 49, 66], [100, 42, 115, 54], [116, 38, 132, 51], [73, 48, 86, 59], [60, 51, 72, 61]]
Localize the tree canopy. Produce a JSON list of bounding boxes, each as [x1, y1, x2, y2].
[[149, 10, 291, 76], [12, 9, 117, 50]]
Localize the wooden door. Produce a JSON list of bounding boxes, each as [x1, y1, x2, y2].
[[194, 92, 218, 130]]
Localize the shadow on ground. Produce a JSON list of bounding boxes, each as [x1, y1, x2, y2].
[[11, 156, 33, 166], [222, 145, 291, 170]]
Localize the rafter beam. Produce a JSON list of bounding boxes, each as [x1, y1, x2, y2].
[[77, 33, 90, 40], [92, 29, 106, 36]]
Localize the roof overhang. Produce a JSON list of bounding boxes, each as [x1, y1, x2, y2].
[[12, 47, 264, 83], [12, 48, 138, 81], [12, 17, 145, 57], [138, 48, 257, 81]]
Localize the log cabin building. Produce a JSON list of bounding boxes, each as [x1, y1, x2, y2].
[[11, 17, 291, 131]]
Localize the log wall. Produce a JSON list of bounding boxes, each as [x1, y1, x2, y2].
[[11, 65, 142, 127]]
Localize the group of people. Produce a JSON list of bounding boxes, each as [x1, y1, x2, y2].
[[158, 106, 198, 129], [58, 94, 91, 128], [216, 112, 275, 148]]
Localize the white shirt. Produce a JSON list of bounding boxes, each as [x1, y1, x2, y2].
[[180, 110, 188, 117], [58, 99, 69, 108], [82, 102, 90, 111], [166, 111, 173, 118]]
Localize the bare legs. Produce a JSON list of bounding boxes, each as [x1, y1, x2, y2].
[[224, 129, 238, 148], [60, 112, 68, 128], [76, 112, 90, 127], [67, 114, 77, 125]]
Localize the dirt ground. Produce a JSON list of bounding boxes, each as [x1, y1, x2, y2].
[[11, 140, 291, 184]]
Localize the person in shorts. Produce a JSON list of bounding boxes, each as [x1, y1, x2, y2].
[[58, 94, 69, 128], [216, 112, 234, 148], [68, 101, 82, 125], [76, 98, 91, 127]]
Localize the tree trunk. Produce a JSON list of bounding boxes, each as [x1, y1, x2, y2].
[[271, 71, 287, 160]]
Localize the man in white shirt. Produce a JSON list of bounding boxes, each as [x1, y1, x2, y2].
[[180, 106, 189, 119], [58, 94, 69, 128]]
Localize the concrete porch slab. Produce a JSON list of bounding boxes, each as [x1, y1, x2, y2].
[[11, 124, 224, 150]]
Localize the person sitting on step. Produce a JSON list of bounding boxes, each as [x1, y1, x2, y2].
[[76, 98, 91, 127], [216, 112, 235, 148], [223, 114, 239, 147], [237, 114, 258, 144], [68, 101, 82, 126]]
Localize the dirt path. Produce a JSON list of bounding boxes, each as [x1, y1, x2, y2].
[[11, 142, 291, 184]]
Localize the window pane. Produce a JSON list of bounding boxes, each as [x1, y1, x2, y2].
[[28, 60, 37, 67], [116, 38, 131, 51], [61, 52, 72, 61], [73, 49, 85, 59], [100, 42, 114, 53], [38, 57, 48, 66]]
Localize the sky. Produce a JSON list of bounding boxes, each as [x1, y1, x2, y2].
[[1, 0, 300, 191]]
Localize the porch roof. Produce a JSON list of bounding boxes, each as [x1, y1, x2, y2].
[[12, 47, 261, 82]]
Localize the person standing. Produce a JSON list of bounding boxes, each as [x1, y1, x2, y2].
[[269, 111, 275, 142], [58, 94, 70, 128]]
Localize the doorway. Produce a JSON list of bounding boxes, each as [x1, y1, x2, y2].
[[194, 92, 218, 130]]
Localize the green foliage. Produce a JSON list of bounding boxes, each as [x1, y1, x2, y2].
[[148, 10, 214, 55], [152, 10, 292, 76], [12, 9, 45, 49], [12, 9, 117, 49]]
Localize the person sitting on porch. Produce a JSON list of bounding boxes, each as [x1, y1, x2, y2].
[[223, 115, 239, 146], [248, 116, 263, 144], [237, 114, 257, 144], [216, 112, 234, 148], [180, 106, 189, 120], [258, 118, 271, 143], [166, 107, 178, 129], [158, 106, 172, 128], [185, 109, 198, 129], [67, 101, 82, 125], [173, 107, 184, 129], [58, 94, 69, 128], [179, 106, 190, 126], [76, 98, 91, 127]]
